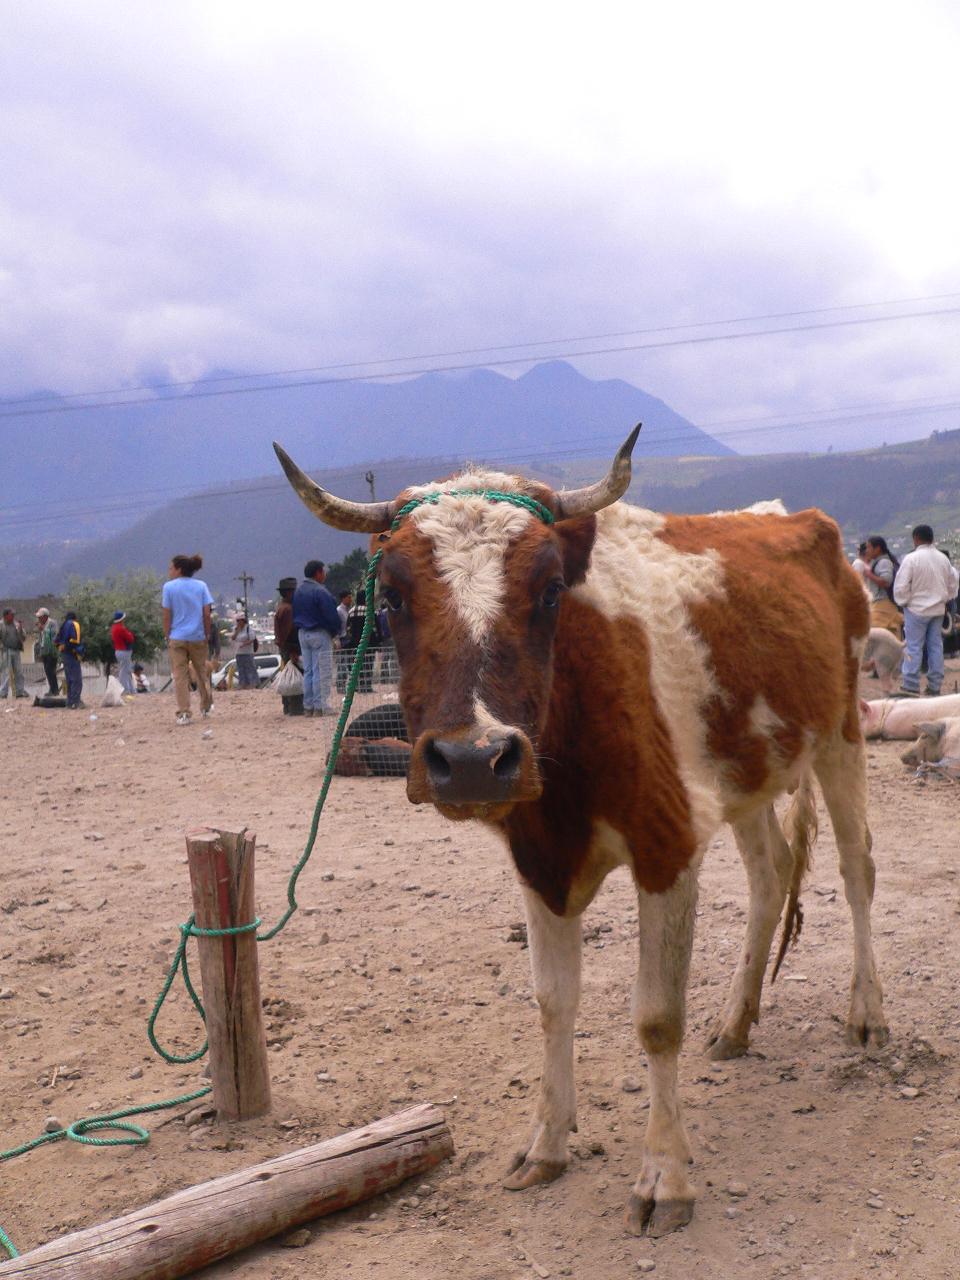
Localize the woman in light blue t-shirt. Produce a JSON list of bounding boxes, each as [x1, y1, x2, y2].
[[161, 553, 214, 724]]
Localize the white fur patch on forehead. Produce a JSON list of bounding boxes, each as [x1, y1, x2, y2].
[[405, 468, 531, 499], [411, 492, 537, 644]]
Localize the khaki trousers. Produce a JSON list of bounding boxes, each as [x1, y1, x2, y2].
[[169, 640, 212, 715]]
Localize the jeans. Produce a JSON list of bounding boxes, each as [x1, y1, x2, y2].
[[901, 608, 944, 694], [42, 654, 60, 695], [169, 639, 212, 715], [0, 650, 25, 698], [62, 651, 83, 707], [299, 628, 333, 711], [115, 649, 135, 695]]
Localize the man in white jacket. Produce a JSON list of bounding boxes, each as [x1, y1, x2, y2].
[[893, 524, 960, 696]]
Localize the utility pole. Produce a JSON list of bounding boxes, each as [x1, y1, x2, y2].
[[364, 470, 376, 501], [235, 571, 254, 618]]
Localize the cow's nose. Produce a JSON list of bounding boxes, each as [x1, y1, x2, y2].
[[423, 732, 526, 803]]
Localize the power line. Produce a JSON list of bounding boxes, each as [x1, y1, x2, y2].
[[2, 304, 960, 422], [4, 290, 960, 412], [3, 396, 957, 535]]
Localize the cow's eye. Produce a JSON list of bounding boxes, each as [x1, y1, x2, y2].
[[382, 587, 404, 612], [541, 580, 566, 609]]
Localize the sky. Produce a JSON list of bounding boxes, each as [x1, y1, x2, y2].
[[2, 0, 960, 455]]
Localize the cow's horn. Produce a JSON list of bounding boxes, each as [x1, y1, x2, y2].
[[554, 424, 641, 520], [273, 442, 394, 532]]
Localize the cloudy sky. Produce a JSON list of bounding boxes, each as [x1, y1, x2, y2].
[[3, 0, 960, 453]]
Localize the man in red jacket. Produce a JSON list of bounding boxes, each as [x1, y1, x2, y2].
[[111, 611, 136, 696]]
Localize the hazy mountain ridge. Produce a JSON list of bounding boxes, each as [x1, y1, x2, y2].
[[8, 429, 959, 601], [2, 360, 729, 542]]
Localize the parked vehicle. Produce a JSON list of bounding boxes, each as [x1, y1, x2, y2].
[[211, 653, 282, 689]]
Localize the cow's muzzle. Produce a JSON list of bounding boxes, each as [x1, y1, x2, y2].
[[407, 728, 541, 814]]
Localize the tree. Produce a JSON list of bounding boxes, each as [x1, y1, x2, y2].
[[324, 548, 370, 598], [64, 570, 166, 675]]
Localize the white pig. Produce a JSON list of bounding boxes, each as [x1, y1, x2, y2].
[[861, 628, 905, 692], [859, 693, 960, 740], [900, 717, 960, 768]]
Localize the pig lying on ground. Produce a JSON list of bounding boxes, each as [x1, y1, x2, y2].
[[900, 717, 960, 769], [861, 628, 905, 692], [859, 693, 960, 740]]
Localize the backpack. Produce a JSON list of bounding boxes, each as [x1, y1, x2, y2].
[[884, 559, 901, 609]]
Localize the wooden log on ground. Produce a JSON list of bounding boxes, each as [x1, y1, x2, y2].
[[0, 1103, 453, 1279], [185, 826, 271, 1121]]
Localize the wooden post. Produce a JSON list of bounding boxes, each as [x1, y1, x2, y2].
[[0, 1104, 453, 1279], [185, 826, 271, 1121]]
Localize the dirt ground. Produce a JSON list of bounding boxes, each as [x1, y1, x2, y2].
[[2, 663, 960, 1280]]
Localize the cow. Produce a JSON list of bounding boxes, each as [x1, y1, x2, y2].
[[900, 716, 960, 769], [859, 692, 960, 740], [274, 430, 887, 1237]]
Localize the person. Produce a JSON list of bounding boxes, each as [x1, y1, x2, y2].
[[161, 553, 214, 725], [133, 663, 152, 693], [292, 559, 340, 716], [56, 610, 85, 708], [343, 589, 381, 693], [0, 608, 28, 700], [893, 524, 960, 697], [335, 590, 353, 693], [110, 610, 136, 696], [36, 607, 60, 696], [851, 542, 870, 589], [233, 614, 258, 690], [273, 577, 304, 716], [862, 536, 901, 636], [207, 611, 222, 684]]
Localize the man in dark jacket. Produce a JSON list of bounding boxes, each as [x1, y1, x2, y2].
[[56, 611, 85, 708], [343, 589, 381, 693], [292, 560, 340, 716], [273, 576, 303, 716]]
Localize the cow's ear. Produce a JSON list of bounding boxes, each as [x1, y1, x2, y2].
[[918, 720, 946, 741], [556, 515, 597, 587]]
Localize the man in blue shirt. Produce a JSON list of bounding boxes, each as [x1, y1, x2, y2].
[[292, 560, 341, 716], [161, 554, 214, 725]]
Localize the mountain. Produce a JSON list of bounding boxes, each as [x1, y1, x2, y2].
[[0, 360, 730, 544], [8, 428, 960, 601]]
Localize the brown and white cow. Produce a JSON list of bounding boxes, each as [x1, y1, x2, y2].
[[274, 430, 887, 1236]]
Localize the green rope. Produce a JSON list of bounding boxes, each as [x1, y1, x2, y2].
[[1, 489, 551, 1259]]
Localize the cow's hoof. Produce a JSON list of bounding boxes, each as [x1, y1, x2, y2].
[[502, 1157, 566, 1191], [845, 1020, 889, 1049], [704, 1030, 749, 1060], [625, 1193, 694, 1237]]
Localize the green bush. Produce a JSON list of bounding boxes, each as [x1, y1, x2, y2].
[[64, 570, 166, 673]]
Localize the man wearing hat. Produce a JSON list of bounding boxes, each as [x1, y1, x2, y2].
[[0, 608, 27, 700], [36, 607, 60, 696], [110, 610, 136, 697], [273, 577, 303, 715]]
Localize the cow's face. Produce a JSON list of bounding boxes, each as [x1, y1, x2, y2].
[[375, 493, 597, 820], [272, 428, 640, 821]]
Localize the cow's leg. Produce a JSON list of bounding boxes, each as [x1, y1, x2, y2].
[[626, 863, 699, 1238], [814, 734, 888, 1048], [503, 885, 581, 1190], [705, 807, 792, 1059]]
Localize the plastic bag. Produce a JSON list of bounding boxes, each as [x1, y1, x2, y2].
[[274, 661, 304, 696], [101, 675, 126, 707]]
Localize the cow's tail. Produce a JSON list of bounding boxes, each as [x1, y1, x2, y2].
[[771, 770, 819, 983]]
